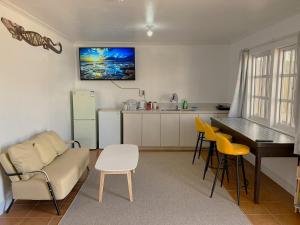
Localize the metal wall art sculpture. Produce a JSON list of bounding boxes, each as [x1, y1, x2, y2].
[[1, 17, 62, 54]]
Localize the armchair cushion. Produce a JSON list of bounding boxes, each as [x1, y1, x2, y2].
[[8, 142, 44, 180], [46, 131, 68, 155], [12, 149, 89, 200], [31, 133, 57, 166]]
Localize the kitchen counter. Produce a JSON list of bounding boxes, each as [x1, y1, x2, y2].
[[122, 103, 229, 149], [122, 109, 228, 114], [122, 103, 229, 114]]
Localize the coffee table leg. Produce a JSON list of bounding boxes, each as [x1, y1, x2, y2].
[[127, 171, 133, 202], [99, 172, 105, 203]]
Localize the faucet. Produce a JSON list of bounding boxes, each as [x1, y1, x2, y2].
[[170, 93, 179, 110]]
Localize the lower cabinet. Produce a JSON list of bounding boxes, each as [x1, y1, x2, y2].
[[179, 114, 199, 147], [123, 113, 142, 146], [142, 114, 161, 146], [161, 114, 180, 147], [123, 112, 228, 148]]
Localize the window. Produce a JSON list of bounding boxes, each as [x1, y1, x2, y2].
[[249, 53, 272, 123], [275, 46, 297, 131]]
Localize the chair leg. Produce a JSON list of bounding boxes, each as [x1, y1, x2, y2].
[[236, 156, 241, 205], [192, 132, 201, 164], [5, 199, 14, 214], [240, 156, 248, 194], [46, 181, 60, 215], [215, 145, 220, 163], [197, 132, 204, 159], [221, 155, 228, 187], [203, 142, 213, 180], [210, 146, 214, 167], [210, 154, 224, 198]]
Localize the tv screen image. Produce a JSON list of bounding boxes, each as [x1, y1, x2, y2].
[[79, 47, 135, 80]]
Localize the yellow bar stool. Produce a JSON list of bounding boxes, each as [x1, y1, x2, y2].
[[210, 133, 250, 205], [202, 123, 232, 181], [192, 117, 219, 164]]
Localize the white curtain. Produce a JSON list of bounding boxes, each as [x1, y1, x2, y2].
[[228, 49, 250, 118], [294, 32, 300, 155]]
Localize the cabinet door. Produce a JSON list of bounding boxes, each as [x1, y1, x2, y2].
[[180, 114, 198, 147], [161, 114, 180, 146], [123, 114, 142, 146], [142, 114, 161, 146]]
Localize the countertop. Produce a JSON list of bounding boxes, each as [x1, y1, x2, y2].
[[122, 103, 229, 114]]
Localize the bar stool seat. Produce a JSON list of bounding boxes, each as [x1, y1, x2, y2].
[[192, 117, 219, 164], [202, 123, 233, 180], [212, 126, 219, 132]]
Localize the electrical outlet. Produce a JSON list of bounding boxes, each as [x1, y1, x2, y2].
[[139, 90, 145, 97]]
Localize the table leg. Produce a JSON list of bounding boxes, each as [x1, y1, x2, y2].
[[254, 154, 261, 203], [127, 171, 133, 202], [99, 172, 105, 203]]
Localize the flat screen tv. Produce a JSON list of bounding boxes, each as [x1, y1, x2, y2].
[[79, 47, 135, 80]]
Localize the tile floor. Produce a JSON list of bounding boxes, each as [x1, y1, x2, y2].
[[0, 150, 299, 225]]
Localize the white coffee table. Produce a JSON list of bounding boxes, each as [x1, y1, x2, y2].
[[95, 144, 139, 202]]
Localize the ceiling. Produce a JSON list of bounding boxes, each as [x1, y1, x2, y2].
[[4, 0, 300, 44]]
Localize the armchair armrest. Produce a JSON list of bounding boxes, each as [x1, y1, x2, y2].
[[6, 170, 51, 182], [66, 140, 81, 148]]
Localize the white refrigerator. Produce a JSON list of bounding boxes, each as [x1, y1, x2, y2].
[[72, 90, 96, 149]]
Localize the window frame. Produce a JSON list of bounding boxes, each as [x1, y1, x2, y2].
[[272, 45, 297, 135], [248, 50, 273, 127]]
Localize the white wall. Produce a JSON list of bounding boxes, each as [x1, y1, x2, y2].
[[74, 44, 231, 109], [229, 13, 300, 194], [0, 3, 75, 212]]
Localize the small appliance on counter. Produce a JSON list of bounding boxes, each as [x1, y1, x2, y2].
[[216, 104, 230, 111], [138, 100, 146, 110], [123, 99, 138, 111]]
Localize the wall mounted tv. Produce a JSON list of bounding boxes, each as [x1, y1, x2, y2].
[[79, 47, 135, 80]]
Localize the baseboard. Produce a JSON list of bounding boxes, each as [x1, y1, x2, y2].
[[245, 154, 295, 195]]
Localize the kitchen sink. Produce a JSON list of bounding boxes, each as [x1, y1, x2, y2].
[[160, 109, 180, 111]]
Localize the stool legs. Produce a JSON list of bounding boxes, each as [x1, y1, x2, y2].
[[236, 156, 241, 205], [210, 154, 224, 198], [210, 154, 247, 205], [192, 132, 201, 164], [203, 142, 214, 180], [221, 155, 229, 187], [197, 132, 204, 159], [241, 156, 248, 194]]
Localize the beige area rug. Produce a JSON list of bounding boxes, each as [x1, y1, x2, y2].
[[59, 152, 251, 225]]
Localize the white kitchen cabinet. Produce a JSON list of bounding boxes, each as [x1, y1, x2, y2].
[[161, 114, 180, 146], [123, 113, 142, 146], [179, 114, 198, 147], [142, 114, 161, 146]]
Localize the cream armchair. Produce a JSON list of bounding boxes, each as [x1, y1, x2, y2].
[[0, 131, 90, 215]]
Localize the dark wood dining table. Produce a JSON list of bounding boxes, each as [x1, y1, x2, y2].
[[210, 117, 295, 203]]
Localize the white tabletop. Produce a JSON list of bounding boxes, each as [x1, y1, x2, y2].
[[95, 144, 139, 172]]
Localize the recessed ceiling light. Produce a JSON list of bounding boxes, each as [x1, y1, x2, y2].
[[147, 29, 153, 37], [146, 25, 153, 37]]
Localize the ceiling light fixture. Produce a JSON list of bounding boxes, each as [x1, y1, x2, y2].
[[146, 25, 153, 37]]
